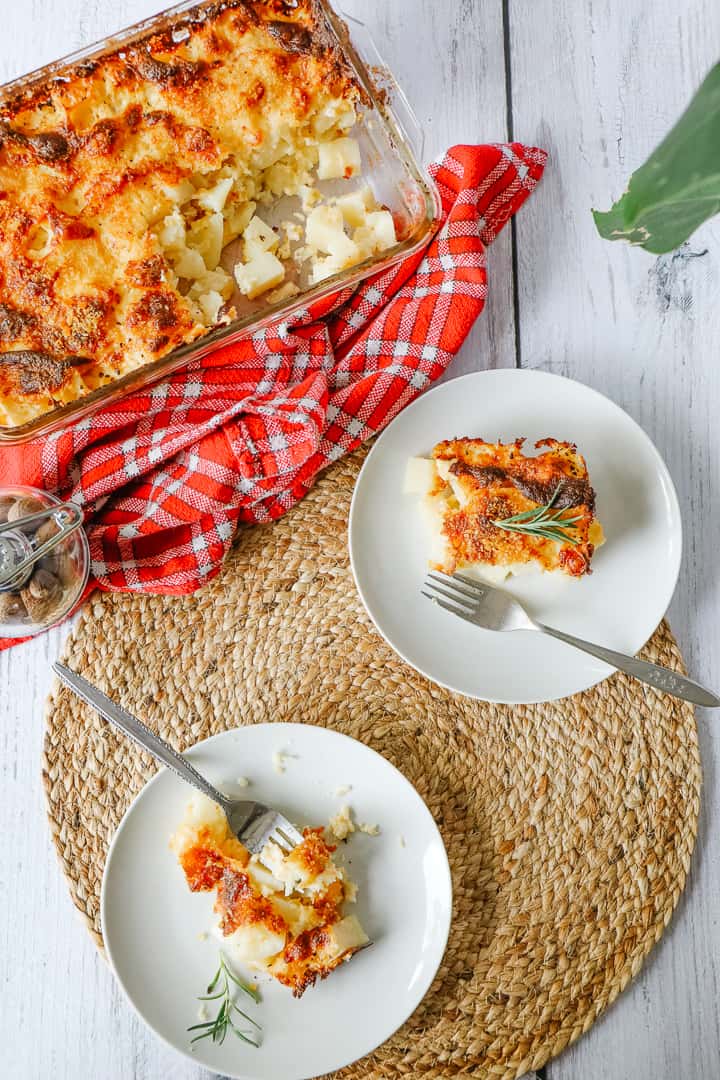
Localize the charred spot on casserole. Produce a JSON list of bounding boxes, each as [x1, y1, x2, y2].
[[0, 350, 89, 395], [0, 0, 382, 427], [0, 303, 37, 341]]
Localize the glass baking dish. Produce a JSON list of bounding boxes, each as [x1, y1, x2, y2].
[[0, 0, 441, 444]]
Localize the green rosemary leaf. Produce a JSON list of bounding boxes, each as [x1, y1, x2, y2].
[[232, 1002, 262, 1029], [189, 954, 262, 1052], [190, 1030, 214, 1045], [492, 481, 582, 545], [228, 1015, 261, 1047], [495, 504, 547, 525], [222, 957, 261, 1002]]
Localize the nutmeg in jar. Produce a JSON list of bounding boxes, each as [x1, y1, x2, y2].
[[0, 486, 89, 637]]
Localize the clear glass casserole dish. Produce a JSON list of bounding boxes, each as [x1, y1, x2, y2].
[[0, 0, 441, 444]]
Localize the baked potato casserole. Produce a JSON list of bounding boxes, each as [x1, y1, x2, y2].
[[0, 0, 398, 425]]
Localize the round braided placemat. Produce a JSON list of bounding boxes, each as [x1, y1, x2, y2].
[[43, 450, 701, 1080]]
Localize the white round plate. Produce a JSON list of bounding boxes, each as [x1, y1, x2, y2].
[[349, 369, 682, 704], [101, 723, 452, 1080]]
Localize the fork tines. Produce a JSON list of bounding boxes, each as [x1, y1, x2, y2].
[[243, 808, 304, 857], [271, 825, 301, 855], [421, 571, 486, 624]]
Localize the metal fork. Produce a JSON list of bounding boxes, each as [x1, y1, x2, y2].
[[53, 663, 304, 855], [422, 572, 720, 708]]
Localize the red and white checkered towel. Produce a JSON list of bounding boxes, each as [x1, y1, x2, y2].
[[0, 143, 545, 638]]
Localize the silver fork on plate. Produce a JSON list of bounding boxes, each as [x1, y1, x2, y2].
[[422, 572, 720, 708], [53, 663, 304, 855]]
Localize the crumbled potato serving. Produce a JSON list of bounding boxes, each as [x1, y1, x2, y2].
[[171, 794, 369, 998]]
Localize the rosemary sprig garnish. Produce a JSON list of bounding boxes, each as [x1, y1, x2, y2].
[[493, 482, 583, 545], [187, 954, 261, 1050]]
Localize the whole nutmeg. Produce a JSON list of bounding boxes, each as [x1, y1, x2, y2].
[[34, 515, 61, 546], [37, 553, 62, 578], [0, 591, 26, 621], [27, 567, 61, 601], [21, 568, 64, 624], [7, 496, 45, 524], [0, 496, 16, 524]]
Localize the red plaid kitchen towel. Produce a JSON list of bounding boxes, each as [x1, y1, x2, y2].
[[0, 143, 545, 614]]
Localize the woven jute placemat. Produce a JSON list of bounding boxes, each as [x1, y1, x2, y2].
[[43, 449, 701, 1079]]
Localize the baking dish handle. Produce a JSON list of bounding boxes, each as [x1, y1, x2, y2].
[[340, 10, 426, 163]]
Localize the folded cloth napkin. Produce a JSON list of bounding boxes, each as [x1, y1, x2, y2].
[[0, 143, 545, 644]]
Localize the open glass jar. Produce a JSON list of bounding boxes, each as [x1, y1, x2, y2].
[[0, 486, 90, 637]]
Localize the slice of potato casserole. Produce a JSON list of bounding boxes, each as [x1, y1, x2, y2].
[[171, 794, 368, 997], [406, 437, 604, 580], [0, 0, 398, 425]]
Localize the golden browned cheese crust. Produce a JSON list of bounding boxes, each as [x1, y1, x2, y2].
[[431, 437, 601, 577], [0, 0, 360, 425]]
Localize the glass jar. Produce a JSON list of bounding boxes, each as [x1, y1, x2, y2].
[[0, 485, 90, 637]]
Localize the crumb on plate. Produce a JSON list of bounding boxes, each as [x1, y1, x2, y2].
[[328, 803, 380, 840], [272, 749, 296, 774], [328, 804, 355, 841]]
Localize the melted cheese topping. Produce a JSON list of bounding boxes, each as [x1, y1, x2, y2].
[[171, 794, 368, 998], [406, 437, 604, 578], [0, 0, 397, 426]]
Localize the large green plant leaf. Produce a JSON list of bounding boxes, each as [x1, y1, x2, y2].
[[593, 62, 720, 254]]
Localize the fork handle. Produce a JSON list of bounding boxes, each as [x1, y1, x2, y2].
[[53, 663, 232, 809], [535, 626, 720, 708], [535, 625, 720, 708]]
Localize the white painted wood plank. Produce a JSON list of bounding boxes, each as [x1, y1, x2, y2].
[[0, 5, 232, 1076], [341, 0, 516, 379], [508, 1, 720, 1077], [0, 2, 513, 1078]]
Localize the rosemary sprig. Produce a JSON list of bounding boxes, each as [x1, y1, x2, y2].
[[493, 482, 583, 545], [188, 954, 261, 1050]]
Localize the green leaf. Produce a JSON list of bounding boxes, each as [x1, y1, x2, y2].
[[190, 1031, 214, 1045], [222, 957, 261, 1002], [594, 62, 720, 253], [188, 953, 262, 1054], [232, 1002, 262, 1029]]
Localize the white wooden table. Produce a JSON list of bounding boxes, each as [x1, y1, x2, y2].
[[2, 2, 719, 1078]]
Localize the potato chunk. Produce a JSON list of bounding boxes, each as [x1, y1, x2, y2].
[[243, 215, 279, 259], [234, 251, 286, 299], [317, 137, 362, 180]]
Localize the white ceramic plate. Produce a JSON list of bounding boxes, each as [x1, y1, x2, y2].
[[349, 369, 682, 704], [101, 723, 452, 1080]]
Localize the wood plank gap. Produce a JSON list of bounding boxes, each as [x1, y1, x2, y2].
[[501, 0, 522, 370]]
